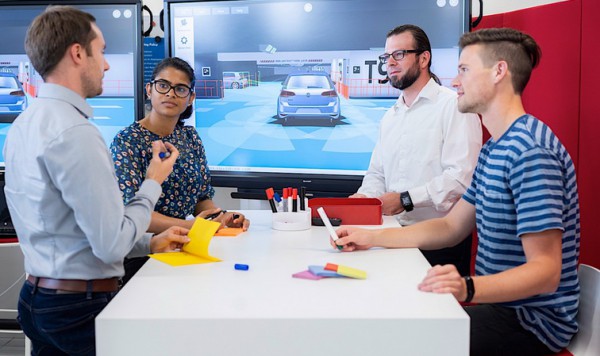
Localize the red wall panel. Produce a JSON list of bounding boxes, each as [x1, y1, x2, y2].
[[473, 0, 599, 268], [578, 0, 600, 268]]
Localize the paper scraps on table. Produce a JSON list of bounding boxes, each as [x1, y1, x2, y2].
[[148, 218, 222, 266], [292, 263, 367, 280]]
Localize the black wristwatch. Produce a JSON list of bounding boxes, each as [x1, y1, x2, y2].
[[400, 191, 414, 212]]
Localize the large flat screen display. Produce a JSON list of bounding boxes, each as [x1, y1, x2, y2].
[[0, 0, 143, 167], [165, 0, 470, 195]]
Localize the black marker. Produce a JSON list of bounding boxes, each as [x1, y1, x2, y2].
[[206, 210, 227, 221]]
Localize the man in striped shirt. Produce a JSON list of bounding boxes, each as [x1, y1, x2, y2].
[[334, 28, 580, 355]]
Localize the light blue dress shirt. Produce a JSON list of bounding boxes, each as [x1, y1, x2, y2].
[[3, 83, 160, 279]]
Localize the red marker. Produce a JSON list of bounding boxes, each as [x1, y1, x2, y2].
[[265, 188, 278, 213], [292, 188, 298, 212]]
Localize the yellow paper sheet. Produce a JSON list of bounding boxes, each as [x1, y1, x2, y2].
[[337, 265, 367, 280], [148, 218, 222, 266]]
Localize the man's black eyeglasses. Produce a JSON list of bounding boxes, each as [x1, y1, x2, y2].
[[378, 49, 424, 64], [150, 80, 194, 98]]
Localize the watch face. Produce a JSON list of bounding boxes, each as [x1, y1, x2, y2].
[[402, 196, 410, 205]]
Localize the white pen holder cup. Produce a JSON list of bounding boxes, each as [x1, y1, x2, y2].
[[271, 209, 311, 231]]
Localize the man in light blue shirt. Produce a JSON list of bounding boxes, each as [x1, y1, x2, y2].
[[3, 6, 190, 355]]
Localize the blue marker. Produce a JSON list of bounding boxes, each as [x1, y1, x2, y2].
[[273, 192, 283, 212], [158, 150, 171, 159], [234, 263, 249, 271]]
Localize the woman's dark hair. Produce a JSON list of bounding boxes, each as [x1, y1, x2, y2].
[[151, 57, 196, 125]]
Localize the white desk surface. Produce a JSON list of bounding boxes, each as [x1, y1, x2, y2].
[[96, 210, 469, 356]]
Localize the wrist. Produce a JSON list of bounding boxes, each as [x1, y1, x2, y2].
[[463, 276, 475, 303]]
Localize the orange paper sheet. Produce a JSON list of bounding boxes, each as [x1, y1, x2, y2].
[[215, 227, 244, 237], [148, 218, 222, 266]]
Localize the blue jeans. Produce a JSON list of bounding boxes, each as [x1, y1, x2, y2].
[[17, 281, 116, 356]]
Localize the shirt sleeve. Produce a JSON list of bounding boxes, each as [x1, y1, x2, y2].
[[110, 130, 147, 205], [409, 107, 482, 212], [510, 147, 565, 236], [45, 124, 160, 264]]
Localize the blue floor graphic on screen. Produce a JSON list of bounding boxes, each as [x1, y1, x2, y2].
[[194, 82, 395, 173], [0, 97, 136, 165]]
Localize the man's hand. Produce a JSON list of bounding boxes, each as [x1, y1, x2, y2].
[[349, 193, 367, 198], [378, 192, 404, 215], [333, 227, 376, 251], [145, 141, 179, 184], [418, 264, 466, 302], [150, 226, 191, 253]]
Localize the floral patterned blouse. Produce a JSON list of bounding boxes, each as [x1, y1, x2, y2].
[[110, 122, 215, 219]]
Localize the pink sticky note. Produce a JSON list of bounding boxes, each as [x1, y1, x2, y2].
[[292, 270, 323, 280]]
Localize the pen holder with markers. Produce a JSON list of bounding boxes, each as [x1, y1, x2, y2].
[[271, 208, 311, 231]]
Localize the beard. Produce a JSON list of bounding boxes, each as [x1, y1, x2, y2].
[[81, 71, 103, 98], [389, 61, 421, 90]]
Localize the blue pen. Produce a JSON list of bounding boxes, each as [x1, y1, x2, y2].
[[158, 150, 171, 159]]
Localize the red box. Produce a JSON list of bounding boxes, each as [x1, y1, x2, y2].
[[308, 198, 383, 225]]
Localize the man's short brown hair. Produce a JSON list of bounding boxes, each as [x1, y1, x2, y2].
[[25, 6, 97, 80], [459, 28, 541, 95]]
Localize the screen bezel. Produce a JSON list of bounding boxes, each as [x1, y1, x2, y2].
[[163, 0, 471, 196]]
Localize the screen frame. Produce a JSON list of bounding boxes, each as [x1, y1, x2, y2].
[[0, 0, 145, 125], [163, 0, 472, 196]]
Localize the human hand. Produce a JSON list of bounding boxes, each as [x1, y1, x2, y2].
[[417, 264, 466, 301], [145, 141, 179, 184], [333, 227, 376, 251], [149, 226, 191, 253], [213, 211, 250, 231], [378, 192, 403, 215], [349, 193, 367, 198], [197, 208, 224, 220]]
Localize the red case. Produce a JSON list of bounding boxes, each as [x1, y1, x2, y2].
[[308, 198, 383, 225]]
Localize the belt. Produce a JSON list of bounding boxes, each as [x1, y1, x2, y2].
[[27, 275, 120, 293]]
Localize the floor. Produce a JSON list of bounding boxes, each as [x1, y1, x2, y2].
[[0, 332, 25, 356]]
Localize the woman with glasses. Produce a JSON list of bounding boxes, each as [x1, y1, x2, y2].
[[110, 57, 250, 283]]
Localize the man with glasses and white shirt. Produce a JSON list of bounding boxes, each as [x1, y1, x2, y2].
[[351, 24, 482, 275]]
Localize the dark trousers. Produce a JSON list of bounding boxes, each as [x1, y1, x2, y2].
[[17, 280, 116, 356], [465, 304, 553, 356], [122, 256, 149, 286], [421, 233, 473, 276]]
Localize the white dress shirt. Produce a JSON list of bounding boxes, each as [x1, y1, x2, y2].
[[357, 78, 482, 225], [3, 83, 160, 279]]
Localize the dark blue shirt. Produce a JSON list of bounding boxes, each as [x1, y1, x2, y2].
[[110, 122, 215, 219]]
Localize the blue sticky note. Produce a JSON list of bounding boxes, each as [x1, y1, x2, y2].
[[308, 265, 343, 277]]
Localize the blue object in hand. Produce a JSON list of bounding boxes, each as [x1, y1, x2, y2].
[[234, 263, 249, 271], [158, 151, 171, 159]]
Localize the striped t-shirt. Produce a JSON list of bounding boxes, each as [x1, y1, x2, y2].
[[463, 114, 580, 352]]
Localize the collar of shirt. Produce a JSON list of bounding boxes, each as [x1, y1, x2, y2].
[[37, 83, 93, 119], [394, 77, 440, 113]]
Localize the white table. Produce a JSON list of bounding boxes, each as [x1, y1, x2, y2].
[[96, 210, 469, 356]]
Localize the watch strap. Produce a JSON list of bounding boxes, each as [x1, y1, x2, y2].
[[400, 191, 414, 212], [463, 276, 475, 303]]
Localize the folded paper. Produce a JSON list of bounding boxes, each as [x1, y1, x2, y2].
[[149, 218, 222, 266]]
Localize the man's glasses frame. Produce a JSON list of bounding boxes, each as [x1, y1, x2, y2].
[[379, 49, 424, 64], [150, 79, 194, 98]]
